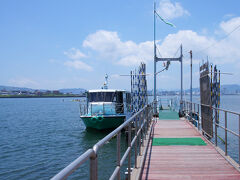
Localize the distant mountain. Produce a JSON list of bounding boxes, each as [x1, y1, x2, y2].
[[0, 85, 36, 92], [58, 88, 86, 95], [221, 84, 240, 94], [152, 84, 240, 95], [0, 85, 86, 94]]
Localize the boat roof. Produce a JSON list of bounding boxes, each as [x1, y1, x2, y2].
[[88, 89, 126, 93]]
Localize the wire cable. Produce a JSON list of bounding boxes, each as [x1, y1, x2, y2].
[[195, 23, 240, 54]]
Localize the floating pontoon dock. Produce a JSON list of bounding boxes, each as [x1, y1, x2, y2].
[[134, 111, 240, 179]]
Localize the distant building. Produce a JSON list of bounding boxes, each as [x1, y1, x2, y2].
[[34, 90, 42, 96], [0, 90, 9, 95], [20, 91, 29, 95], [52, 90, 60, 95], [45, 90, 51, 94]]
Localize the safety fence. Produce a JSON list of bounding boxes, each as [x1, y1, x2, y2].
[[183, 100, 240, 167], [52, 103, 153, 180]]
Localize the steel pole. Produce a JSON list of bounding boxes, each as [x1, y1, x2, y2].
[[190, 50, 192, 119], [180, 45, 183, 114], [153, 2, 157, 114]]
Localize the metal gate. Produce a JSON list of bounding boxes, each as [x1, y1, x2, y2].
[[200, 62, 213, 137]]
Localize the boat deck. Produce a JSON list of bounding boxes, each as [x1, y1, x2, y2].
[[140, 116, 240, 180]]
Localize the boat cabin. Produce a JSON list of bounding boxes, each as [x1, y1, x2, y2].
[[87, 89, 131, 116]]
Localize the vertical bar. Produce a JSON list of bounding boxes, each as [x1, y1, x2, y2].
[[180, 45, 183, 114], [90, 155, 98, 180], [144, 109, 146, 140], [91, 103, 92, 116], [197, 104, 200, 130], [139, 115, 142, 156], [103, 103, 105, 114], [80, 104, 82, 115], [239, 115, 240, 167], [117, 132, 121, 180], [190, 50, 192, 114], [215, 108, 218, 147], [134, 117, 137, 168], [128, 123, 131, 180], [211, 64, 213, 104], [153, 2, 157, 115], [193, 103, 195, 122], [225, 111, 227, 156], [190, 101, 192, 121], [146, 107, 149, 133]]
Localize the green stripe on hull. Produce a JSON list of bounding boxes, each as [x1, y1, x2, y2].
[[80, 116, 125, 130]]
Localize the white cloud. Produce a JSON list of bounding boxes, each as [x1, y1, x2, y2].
[[8, 78, 39, 88], [157, 0, 190, 20], [80, 16, 240, 69], [63, 48, 93, 71], [64, 48, 86, 60], [83, 30, 153, 66], [156, 16, 240, 65], [64, 60, 93, 71]]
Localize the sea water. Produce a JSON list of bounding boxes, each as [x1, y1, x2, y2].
[[0, 96, 239, 179]]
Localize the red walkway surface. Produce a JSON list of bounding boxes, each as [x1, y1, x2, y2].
[[141, 119, 240, 180]]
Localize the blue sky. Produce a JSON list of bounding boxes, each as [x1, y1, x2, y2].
[[1, 0, 240, 90]]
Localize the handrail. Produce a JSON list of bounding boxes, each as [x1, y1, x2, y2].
[[52, 103, 153, 180], [183, 100, 240, 167]]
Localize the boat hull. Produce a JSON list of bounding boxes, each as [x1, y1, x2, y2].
[[80, 115, 125, 130]]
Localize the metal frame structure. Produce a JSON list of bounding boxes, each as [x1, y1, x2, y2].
[[51, 104, 153, 180], [153, 3, 183, 114], [183, 100, 240, 168]]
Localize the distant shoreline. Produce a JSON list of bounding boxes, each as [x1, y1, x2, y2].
[[0, 95, 86, 98]]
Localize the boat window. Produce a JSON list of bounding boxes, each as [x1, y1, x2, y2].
[[116, 92, 123, 103], [88, 92, 116, 102]]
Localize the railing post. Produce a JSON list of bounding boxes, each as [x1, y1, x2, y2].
[[138, 116, 141, 156], [91, 104, 92, 116], [190, 102, 192, 122], [80, 104, 82, 115], [117, 132, 121, 180], [239, 115, 240, 168], [194, 103, 195, 117], [139, 115, 142, 156], [215, 108, 218, 147], [141, 112, 144, 148], [146, 106, 149, 131], [197, 104, 200, 130], [144, 109, 147, 140], [103, 103, 105, 114], [134, 117, 138, 168], [90, 155, 98, 180], [225, 111, 227, 156], [128, 123, 131, 180]]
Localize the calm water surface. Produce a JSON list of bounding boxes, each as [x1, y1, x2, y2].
[[0, 96, 239, 179]]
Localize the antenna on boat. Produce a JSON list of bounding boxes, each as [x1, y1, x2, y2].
[[102, 74, 108, 89]]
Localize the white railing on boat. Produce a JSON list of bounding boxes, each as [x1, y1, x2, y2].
[[79, 103, 130, 116]]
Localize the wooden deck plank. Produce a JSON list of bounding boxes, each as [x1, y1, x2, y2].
[[140, 118, 240, 180]]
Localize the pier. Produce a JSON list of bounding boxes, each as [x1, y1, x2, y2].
[[136, 112, 240, 179], [52, 101, 240, 180]]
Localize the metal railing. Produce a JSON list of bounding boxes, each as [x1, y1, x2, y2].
[[183, 100, 240, 167], [52, 103, 153, 180]]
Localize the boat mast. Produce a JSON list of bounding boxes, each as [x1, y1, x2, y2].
[[103, 74, 108, 89]]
